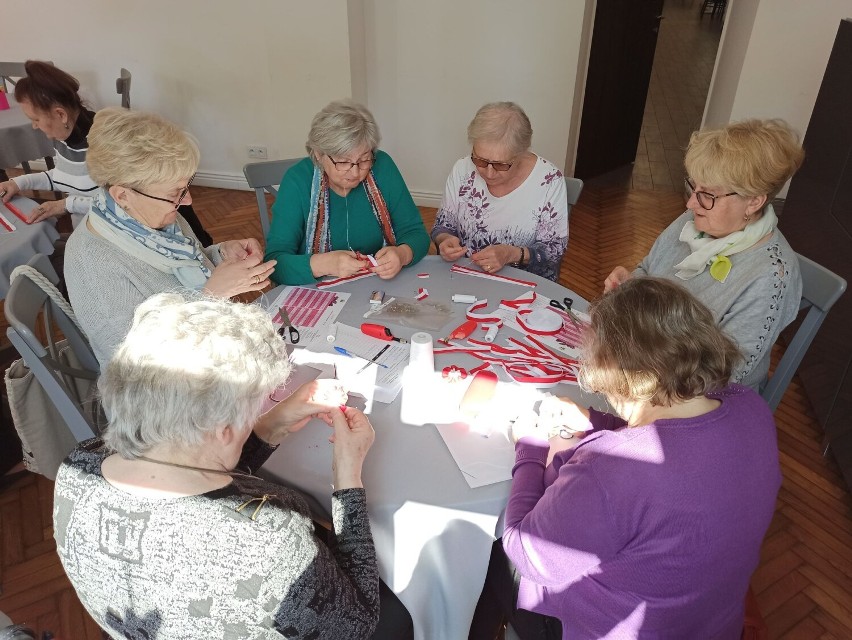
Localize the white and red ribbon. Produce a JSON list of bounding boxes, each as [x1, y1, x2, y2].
[[450, 263, 537, 288], [316, 271, 377, 289], [416, 287, 429, 300]]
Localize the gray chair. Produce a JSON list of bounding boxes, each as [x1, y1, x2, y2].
[[116, 67, 131, 108], [243, 158, 300, 237], [760, 253, 847, 412], [565, 176, 584, 208], [5, 254, 99, 444], [0, 62, 26, 93]]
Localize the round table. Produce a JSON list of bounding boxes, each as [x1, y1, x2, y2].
[[259, 256, 605, 640], [0, 197, 60, 299]]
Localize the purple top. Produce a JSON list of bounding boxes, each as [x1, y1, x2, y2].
[[504, 385, 780, 639]]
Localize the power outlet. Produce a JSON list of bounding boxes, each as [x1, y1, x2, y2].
[[247, 145, 268, 160]]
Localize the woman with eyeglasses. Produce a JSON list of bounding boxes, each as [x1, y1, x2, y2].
[[604, 119, 805, 390], [0, 61, 211, 244], [64, 107, 274, 367], [431, 102, 569, 281], [469, 278, 781, 640], [264, 100, 430, 285]]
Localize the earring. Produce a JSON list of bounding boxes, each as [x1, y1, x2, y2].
[[744, 214, 751, 222], [64, 122, 69, 130]]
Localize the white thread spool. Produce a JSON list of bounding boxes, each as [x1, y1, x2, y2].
[[483, 324, 499, 343], [409, 332, 434, 373], [452, 294, 477, 304]]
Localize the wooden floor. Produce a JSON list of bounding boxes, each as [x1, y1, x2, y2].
[[0, 184, 850, 638]]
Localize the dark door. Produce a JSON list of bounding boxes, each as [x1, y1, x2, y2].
[[780, 18, 852, 491], [574, 0, 664, 180]]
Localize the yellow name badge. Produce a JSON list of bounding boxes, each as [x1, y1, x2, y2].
[[709, 255, 732, 283]]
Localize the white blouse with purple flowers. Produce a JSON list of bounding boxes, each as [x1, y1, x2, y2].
[[431, 155, 569, 281]]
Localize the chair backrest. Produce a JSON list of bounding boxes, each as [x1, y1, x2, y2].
[[0, 62, 26, 93], [5, 254, 99, 442], [760, 253, 847, 412], [565, 176, 584, 207], [116, 67, 131, 109], [243, 158, 300, 237]]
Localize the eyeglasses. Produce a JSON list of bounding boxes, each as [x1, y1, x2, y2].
[[684, 177, 737, 210], [470, 154, 514, 172], [130, 174, 196, 210], [327, 154, 375, 172]]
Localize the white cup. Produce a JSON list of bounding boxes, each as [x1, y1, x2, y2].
[[409, 331, 434, 373]]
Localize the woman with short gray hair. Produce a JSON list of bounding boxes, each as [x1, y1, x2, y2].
[[64, 107, 273, 367], [54, 293, 413, 639], [432, 102, 569, 281], [264, 99, 430, 284]]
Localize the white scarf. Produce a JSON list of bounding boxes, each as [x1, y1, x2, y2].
[[87, 190, 214, 290], [673, 204, 778, 282]]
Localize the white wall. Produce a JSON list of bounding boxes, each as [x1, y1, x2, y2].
[[359, 0, 587, 205], [2, 0, 351, 189], [704, 0, 852, 196]]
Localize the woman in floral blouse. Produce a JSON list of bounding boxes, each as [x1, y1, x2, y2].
[[431, 102, 569, 281]]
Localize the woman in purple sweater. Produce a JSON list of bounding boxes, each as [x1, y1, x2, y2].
[[469, 277, 782, 640]]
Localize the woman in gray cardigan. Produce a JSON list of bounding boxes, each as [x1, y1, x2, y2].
[[64, 107, 275, 367], [605, 119, 805, 390]]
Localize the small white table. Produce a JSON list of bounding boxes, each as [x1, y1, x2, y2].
[[260, 256, 601, 640], [0, 197, 59, 299]]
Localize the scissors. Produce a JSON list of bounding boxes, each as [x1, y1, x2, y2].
[[549, 296, 581, 329], [277, 307, 300, 344]]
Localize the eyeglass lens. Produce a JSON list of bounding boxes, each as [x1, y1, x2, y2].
[[471, 155, 512, 172]]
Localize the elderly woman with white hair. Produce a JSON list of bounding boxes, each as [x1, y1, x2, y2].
[[63, 107, 274, 367], [54, 293, 413, 639], [264, 99, 430, 285], [432, 102, 569, 281]]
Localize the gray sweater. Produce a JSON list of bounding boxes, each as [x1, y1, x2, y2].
[[53, 435, 379, 639], [64, 215, 221, 368], [636, 211, 802, 390]]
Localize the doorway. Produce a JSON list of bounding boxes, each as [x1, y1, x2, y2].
[[578, 0, 725, 192]]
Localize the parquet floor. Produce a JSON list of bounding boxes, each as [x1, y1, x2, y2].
[[0, 184, 849, 638]]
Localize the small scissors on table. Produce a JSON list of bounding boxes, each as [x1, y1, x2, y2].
[[549, 296, 581, 329], [277, 307, 300, 344]]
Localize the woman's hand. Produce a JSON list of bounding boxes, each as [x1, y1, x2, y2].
[[27, 199, 67, 224], [258, 380, 348, 444], [0, 180, 20, 203], [329, 406, 375, 490], [204, 252, 276, 298], [471, 244, 517, 273], [537, 396, 592, 437], [510, 410, 549, 444], [373, 245, 412, 279], [604, 266, 631, 293], [310, 250, 370, 279], [435, 234, 467, 262], [219, 238, 263, 261]]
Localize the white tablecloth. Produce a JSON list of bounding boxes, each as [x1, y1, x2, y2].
[[260, 256, 600, 640], [0, 197, 59, 299], [0, 94, 55, 168]]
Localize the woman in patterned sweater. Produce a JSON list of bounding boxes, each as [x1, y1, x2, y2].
[[431, 102, 569, 282], [54, 293, 412, 639]]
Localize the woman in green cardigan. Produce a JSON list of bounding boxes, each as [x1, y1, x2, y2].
[[264, 100, 430, 285]]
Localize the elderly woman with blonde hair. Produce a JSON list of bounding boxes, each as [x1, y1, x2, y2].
[[605, 118, 805, 390], [264, 99, 430, 285], [470, 277, 781, 640], [54, 293, 413, 639], [432, 102, 569, 281], [64, 107, 274, 367]]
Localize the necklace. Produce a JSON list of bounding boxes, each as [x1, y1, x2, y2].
[[345, 192, 353, 251], [136, 455, 253, 479]]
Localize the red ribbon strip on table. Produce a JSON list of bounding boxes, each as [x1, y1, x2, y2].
[[316, 271, 378, 289], [416, 287, 429, 300], [4, 202, 29, 225], [450, 263, 538, 288], [0, 211, 15, 232]]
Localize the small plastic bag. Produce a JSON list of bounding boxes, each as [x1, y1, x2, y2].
[[363, 296, 453, 331]]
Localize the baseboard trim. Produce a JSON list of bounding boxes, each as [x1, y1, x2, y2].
[[410, 190, 441, 208]]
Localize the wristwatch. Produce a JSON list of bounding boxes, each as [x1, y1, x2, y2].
[[510, 246, 526, 268]]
